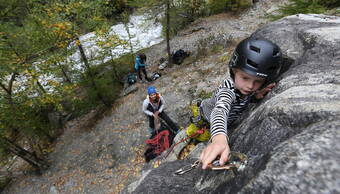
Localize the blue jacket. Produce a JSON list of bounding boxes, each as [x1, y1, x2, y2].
[[134, 56, 145, 70]]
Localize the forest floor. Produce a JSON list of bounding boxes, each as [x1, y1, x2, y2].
[[2, 1, 288, 193]]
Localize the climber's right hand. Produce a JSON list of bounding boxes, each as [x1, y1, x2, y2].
[[199, 134, 230, 169]]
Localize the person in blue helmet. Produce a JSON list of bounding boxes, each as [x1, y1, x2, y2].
[[199, 37, 283, 169], [143, 86, 179, 135], [134, 53, 152, 82]]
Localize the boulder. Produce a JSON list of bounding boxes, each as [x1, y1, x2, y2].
[[126, 14, 340, 194]]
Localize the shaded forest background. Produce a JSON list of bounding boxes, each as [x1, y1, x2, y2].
[[0, 0, 339, 190]]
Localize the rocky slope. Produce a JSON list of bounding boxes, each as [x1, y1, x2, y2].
[[9, 1, 340, 194], [128, 14, 340, 194]]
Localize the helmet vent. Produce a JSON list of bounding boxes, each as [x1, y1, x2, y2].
[[250, 45, 260, 53], [273, 48, 280, 56], [267, 65, 277, 71], [247, 59, 258, 68]]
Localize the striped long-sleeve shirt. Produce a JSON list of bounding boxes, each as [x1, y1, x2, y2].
[[200, 79, 252, 139]]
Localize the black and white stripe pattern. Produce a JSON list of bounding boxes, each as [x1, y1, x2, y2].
[[201, 79, 252, 139]]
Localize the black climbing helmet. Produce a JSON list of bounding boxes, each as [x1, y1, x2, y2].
[[229, 37, 282, 83]]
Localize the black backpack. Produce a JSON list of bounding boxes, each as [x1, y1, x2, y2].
[[127, 73, 137, 85], [172, 49, 189, 65]]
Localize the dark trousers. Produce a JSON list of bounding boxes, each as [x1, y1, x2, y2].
[[148, 111, 179, 133], [136, 66, 151, 81]]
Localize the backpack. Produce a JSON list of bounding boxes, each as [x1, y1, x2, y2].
[[151, 72, 162, 81], [127, 73, 137, 85], [172, 49, 189, 65]]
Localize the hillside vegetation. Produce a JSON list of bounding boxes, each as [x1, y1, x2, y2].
[[1, 0, 339, 193]]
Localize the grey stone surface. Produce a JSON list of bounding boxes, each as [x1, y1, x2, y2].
[[130, 14, 340, 194]]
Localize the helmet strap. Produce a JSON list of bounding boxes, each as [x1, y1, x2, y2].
[[229, 67, 235, 81]]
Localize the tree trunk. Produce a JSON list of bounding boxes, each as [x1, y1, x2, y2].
[[1, 137, 49, 171], [166, 0, 172, 65], [76, 37, 111, 107], [0, 73, 17, 105], [123, 12, 134, 57], [57, 62, 72, 83], [36, 80, 46, 94], [122, 11, 135, 71]]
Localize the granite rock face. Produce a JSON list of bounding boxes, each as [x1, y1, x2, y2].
[[128, 14, 340, 194]]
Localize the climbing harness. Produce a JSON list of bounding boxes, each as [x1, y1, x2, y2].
[[186, 99, 211, 142], [173, 152, 248, 176], [189, 99, 205, 127]]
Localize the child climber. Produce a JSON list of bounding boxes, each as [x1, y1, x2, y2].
[[143, 86, 180, 135], [135, 53, 151, 82], [199, 37, 283, 169]]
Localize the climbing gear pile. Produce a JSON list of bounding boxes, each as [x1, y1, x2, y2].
[[144, 122, 176, 163], [145, 130, 170, 155], [127, 73, 138, 85], [189, 99, 204, 127], [186, 99, 211, 142], [151, 72, 162, 81], [173, 152, 248, 176]]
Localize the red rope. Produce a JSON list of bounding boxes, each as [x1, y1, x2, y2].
[[145, 130, 170, 154]]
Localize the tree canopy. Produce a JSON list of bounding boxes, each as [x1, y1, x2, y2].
[[0, 0, 130, 170]]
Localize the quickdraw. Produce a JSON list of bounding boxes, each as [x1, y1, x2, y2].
[[207, 152, 248, 171], [173, 152, 248, 176], [174, 160, 200, 175]]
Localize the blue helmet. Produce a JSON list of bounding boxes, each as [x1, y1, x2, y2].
[[147, 86, 157, 95]]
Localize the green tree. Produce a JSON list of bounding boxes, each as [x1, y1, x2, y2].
[[0, 0, 119, 170], [0, 16, 58, 170], [121, 11, 136, 62], [38, 0, 123, 107]]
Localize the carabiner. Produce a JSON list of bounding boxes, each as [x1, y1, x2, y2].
[[174, 160, 200, 175]]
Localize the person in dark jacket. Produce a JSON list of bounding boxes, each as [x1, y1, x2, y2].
[[134, 53, 151, 82]]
